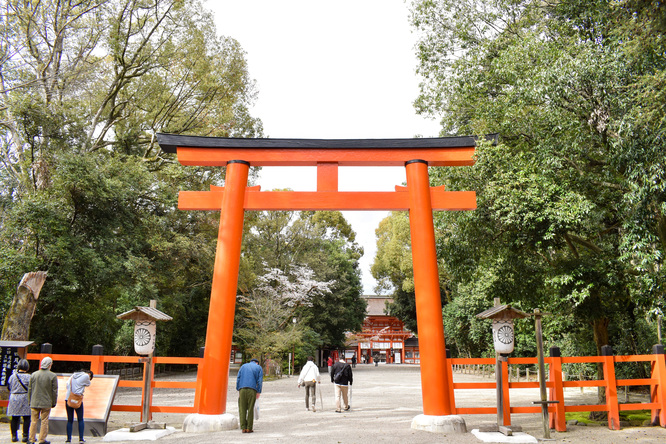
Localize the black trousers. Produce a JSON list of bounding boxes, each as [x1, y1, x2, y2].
[[11, 416, 30, 439]]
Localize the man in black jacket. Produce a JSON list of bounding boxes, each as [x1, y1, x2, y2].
[[330, 358, 353, 413]]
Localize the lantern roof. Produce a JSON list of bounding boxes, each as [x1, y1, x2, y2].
[[117, 306, 172, 322], [476, 304, 529, 320]]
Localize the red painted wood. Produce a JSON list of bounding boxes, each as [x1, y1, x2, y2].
[[176, 147, 476, 167], [178, 189, 477, 211]]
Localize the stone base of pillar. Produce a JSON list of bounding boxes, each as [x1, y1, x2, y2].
[[411, 414, 467, 434], [183, 413, 238, 433]]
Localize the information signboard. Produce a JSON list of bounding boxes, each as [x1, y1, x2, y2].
[[0, 346, 20, 386]]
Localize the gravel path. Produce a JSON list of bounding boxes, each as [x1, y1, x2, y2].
[[3, 364, 666, 443]]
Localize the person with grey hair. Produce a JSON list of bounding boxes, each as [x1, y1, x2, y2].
[[8, 359, 31, 442], [27, 357, 58, 444]]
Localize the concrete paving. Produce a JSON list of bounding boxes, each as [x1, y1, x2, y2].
[[3, 364, 666, 443]]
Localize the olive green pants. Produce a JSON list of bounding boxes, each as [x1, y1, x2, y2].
[[238, 388, 257, 431]]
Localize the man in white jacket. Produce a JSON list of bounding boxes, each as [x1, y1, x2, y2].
[[297, 356, 321, 412]]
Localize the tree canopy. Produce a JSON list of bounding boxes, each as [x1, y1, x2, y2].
[[238, 209, 366, 364], [400, 0, 666, 365], [0, 0, 262, 355]]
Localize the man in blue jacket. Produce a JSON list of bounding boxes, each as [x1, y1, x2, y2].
[[236, 358, 263, 433]]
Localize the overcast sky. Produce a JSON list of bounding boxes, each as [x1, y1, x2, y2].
[[208, 1, 442, 293]]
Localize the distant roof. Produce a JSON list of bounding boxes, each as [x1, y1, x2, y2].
[[117, 306, 173, 322], [156, 133, 496, 154], [362, 295, 392, 316], [405, 337, 419, 347]]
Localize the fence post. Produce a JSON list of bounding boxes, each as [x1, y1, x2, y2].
[[548, 346, 566, 431], [602, 345, 620, 430], [194, 346, 205, 411], [445, 348, 456, 413], [650, 344, 666, 426], [90, 345, 105, 375]]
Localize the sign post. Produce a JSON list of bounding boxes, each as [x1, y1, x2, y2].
[[117, 300, 172, 431], [477, 298, 528, 435]]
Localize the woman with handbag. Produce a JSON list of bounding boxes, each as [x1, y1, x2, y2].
[[7, 359, 31, 442], [65, 370, 93, 444]]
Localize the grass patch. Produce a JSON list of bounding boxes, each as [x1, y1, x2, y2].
[[565, 410, 652, 427], [621, 410, 651, 425], [565, 412, 598, 424]]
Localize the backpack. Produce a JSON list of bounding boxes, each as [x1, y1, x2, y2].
[[333, 365, 346, 383]]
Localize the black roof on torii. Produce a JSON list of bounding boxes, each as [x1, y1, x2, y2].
[[156, 133, 497, 154]]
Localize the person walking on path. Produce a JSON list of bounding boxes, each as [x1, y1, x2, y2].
[[351, 354, 357, 368], [327, 356, 333, 373], [27, 356, 58, 444], [297, 356, 321, 412], [236, 358, 263, 434], [7, 359, 31, 443], [65, 370, 93, 444], [330, 358, 353, 413]]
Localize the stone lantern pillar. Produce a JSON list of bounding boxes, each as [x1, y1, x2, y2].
[[476, 298, 528, 435], [117, 300, 172, 429]]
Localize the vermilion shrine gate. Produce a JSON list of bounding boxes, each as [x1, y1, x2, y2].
[[157, 133, 481, 432]]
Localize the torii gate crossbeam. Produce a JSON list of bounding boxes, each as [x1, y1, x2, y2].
[[157, 133, 484, 425]]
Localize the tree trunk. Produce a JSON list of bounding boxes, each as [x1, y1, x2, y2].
[[1, 271, 48, 341], [592, 316, 610, 405]]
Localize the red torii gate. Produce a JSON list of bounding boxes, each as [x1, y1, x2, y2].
[[157, 133, 478, 428]]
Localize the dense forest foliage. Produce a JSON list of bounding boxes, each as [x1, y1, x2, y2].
[[0, 0, 365, 361], [374, 0, 665, 379]]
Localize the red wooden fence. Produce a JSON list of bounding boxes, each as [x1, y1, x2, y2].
[[448, 346, 666, 431], [1, 353, 202, 416], [3, 347, 665, 431]]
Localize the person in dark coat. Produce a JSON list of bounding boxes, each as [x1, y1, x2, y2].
[[330, 358, 353, 413]]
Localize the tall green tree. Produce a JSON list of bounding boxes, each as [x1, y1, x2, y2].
[[371, 211, 450, 333], [409, 0, 666, 368], [239, 210, 366, 353], [0, 0, 262, 354], [235, 264, 334, 367]]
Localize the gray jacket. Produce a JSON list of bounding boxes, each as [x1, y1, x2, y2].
[[28, 369, 58, 408]]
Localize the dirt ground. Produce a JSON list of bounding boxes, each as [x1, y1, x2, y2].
[[3, 364, 666, 443]]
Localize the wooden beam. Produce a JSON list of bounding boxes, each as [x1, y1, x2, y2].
[[178, 188, 476, 211], [176, 147, 475, 167], [317, 162, 338, 191]]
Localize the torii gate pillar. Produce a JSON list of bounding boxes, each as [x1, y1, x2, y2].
[[157, 133, 486, 434], [198, 160, 249, 415], [406, 160, 452, 415]]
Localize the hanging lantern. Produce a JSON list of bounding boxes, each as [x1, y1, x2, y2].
[[117, 301, 172, 356], [477, 299, 528, 356], [134, 320, 157, 355], [492, 319, 515, 354]]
